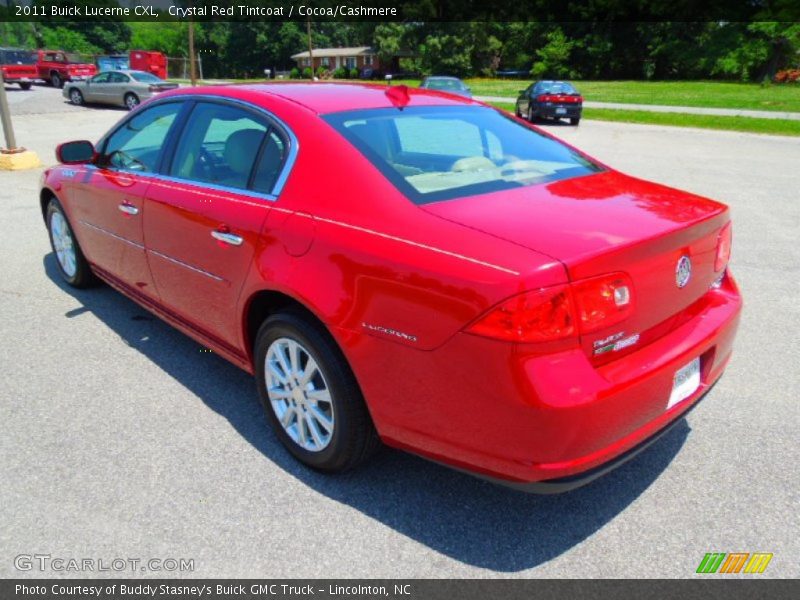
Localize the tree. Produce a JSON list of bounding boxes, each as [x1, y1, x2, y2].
[[129, 22, 188, 57], [530, 28, 576, 79]]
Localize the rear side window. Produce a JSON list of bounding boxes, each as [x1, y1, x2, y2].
[[169, 102, 267, 190], [252, 130, 287, 193], [324, 105, 601, 204], [168, 102, 287, 194]]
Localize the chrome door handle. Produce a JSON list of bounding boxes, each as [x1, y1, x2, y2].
[[211, 230, 243, 246], [118, 203, 139, 215]]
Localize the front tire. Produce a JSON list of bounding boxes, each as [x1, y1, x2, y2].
[[46, 198, 96, 288], [124, 93, 140, 110], [50, 72, 62, 88], [255, 311, 379, 472], [19, 82, 32, 91], [69, 88, 83, 106]]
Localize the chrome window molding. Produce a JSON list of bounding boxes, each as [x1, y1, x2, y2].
[[94, 93, 300, 203]]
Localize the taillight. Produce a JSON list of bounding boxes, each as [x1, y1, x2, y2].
[[467, 285, 575, 343], [571, 272, 634, 334], [466, 272, 635, 343], [537, 94, 551, 102], [715, 222, 732, 272]]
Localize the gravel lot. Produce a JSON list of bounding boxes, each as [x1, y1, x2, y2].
[[1, 84, 798, 579]]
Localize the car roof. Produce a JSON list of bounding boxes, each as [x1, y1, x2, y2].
[[181, 82, 480, 114]]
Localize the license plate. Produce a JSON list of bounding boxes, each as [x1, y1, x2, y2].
[[667, 357, 700, 409], [555, 107, 567, 115]]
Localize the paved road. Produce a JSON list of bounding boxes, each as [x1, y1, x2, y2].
[[477, 94, 800, 120], [1, 86, 798, 578]]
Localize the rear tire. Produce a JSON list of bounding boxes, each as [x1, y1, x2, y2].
[[69, 88, 83, 106], [528, 107, 536, 123], [124, 93, 140, 110], [50, 72, 62, 88], [254, 311, 379, 473], [570, 117, 581, 126], [19, 82, 32, 91], [46, 198, 97, 288]]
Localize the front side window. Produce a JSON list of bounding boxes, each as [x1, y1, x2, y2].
[[169, 102, 272, 190], [102, 102, 182, 172], [91, 72, 111, 84], [324, 106, 602, 204], [109, 72, 129, 83]]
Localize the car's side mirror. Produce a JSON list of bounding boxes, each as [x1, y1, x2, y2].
[[56, 140, 95, 164]]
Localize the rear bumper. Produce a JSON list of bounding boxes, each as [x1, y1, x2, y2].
[[349, 272, 742, 489], [479, 381, 715, 493], [535, 104, 582, 119]]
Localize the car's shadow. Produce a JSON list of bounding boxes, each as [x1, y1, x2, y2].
[[44, 253, 689, 572], [61, 100, 128, 111]]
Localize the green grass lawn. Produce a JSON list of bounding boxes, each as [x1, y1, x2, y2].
[[487, 101, 800, 137], [171, 77, 800, 113], [172, 77, 800, 135], [393, 79, 800, 113]]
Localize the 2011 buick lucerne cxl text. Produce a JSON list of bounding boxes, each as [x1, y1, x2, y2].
[[41, 83, 741, 492]]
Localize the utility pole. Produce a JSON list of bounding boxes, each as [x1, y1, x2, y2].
[[0, 70, 17, 150], [306, 16, 314, 78], [0, 70, 40, 170], [188, 21, 197, 86]]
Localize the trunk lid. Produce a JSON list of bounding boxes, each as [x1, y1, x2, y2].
[[423, 171, 729, 360]]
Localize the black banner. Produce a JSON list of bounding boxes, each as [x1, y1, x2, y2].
[[3, 580, 799, 600], [1, 0, 798, 23]]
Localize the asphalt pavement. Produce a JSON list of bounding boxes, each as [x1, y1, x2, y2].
[[1, 84, 798, 578]]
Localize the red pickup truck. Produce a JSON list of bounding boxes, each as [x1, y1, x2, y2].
[[0, 48, 37, 90], [36, 50, 97, 88]]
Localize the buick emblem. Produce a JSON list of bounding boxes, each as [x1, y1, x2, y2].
[[676, 255, 692, 288]]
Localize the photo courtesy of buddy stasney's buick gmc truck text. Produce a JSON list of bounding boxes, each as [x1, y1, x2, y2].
[[41, 83, 741, 492]]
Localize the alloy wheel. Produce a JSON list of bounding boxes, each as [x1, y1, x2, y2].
[[265, 337, 335, 452], [50, 211, 77, 277]]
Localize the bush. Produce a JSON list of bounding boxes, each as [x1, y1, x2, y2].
[[302, 67, 313, 79], [316, 66, 330, 79], [774, 69, 800, 84], [349, 67, 360, 79], [333, 67, 348, 79], [289, 67, 300, 79]]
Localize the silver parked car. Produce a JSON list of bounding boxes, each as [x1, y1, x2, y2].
[[64, 70, 178, 110]]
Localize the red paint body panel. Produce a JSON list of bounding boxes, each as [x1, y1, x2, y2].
[[129, 50, 168, 80], [41, 83, 742, 486]]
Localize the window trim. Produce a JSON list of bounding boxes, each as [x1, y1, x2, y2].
[[95, 95, 299, 202]]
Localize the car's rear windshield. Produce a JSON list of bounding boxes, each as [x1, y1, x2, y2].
[[425, 79, 465, 91], [130, 71, 163, 83], [323, 106, 602, 204], [537, 82, 578, 94]]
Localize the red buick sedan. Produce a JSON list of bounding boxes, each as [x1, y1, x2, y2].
[[40, 83, 741, 492]]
